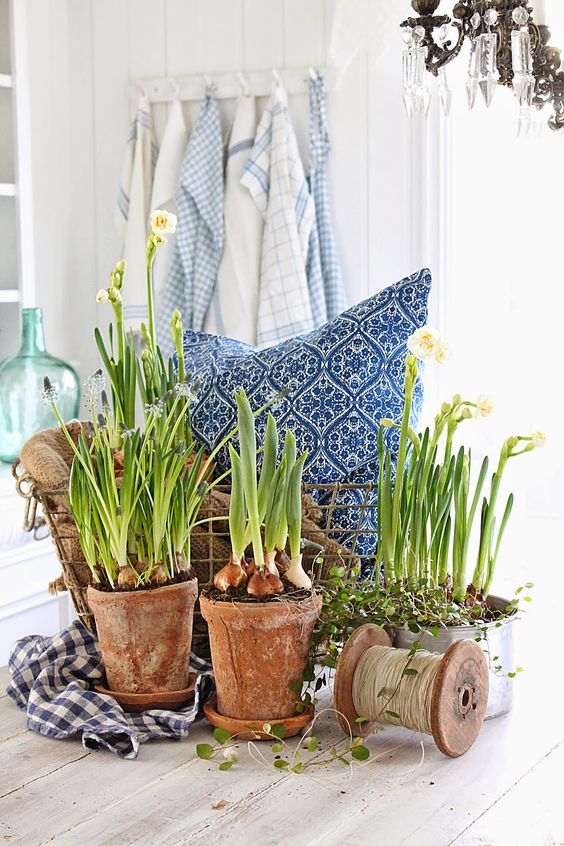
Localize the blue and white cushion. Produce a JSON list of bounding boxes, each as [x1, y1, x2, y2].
[[182, 268, 432, 557]]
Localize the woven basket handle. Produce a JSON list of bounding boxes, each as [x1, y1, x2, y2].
[[12, 461, 40, 533]]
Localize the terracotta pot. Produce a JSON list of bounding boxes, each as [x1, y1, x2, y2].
[[200, 592, 322, 721], [87, 579, 198, 694]]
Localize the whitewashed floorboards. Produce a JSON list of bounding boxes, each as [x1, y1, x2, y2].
[[1, 652, 563, 846]]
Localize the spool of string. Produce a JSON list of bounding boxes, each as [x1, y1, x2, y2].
[[352, 645, 442, 733], [333, 624, 489, 758]]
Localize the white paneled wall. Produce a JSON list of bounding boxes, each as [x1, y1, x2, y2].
[[16, 0, 429, 381]]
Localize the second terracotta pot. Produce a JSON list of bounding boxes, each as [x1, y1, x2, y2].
[[88, 578, 198, 694], [200, 592, 322, 721]]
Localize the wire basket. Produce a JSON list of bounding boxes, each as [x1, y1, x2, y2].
[[13, 464, 376, 659]]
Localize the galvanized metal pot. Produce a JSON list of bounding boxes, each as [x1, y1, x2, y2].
[[393, 595, 516, 720]]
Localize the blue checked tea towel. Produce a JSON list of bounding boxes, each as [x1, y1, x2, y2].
[[115, 95, 159, 331], [241, 85, 315, 349], [6, 621, 214, 760], [157, 93, 224, 356], [308, 75, 346, 320]]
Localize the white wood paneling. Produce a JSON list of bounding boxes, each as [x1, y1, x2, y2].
[[17, 0, 417, 380]]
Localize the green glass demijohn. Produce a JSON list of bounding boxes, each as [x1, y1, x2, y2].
[[0, 308, 80, 463]]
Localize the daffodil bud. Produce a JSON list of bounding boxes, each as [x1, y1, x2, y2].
[[461, 407, 473, 420], [116, 260, 126, 273], [108, 286, 121, 303], [452, 393, 462, 406], [96, 288, 109, 304], [441, 401, 451, 415], [380, 418, 395, 428]]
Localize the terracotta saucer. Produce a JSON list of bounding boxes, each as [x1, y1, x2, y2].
[[94, 672, 197, 712], [203, 700, 315, 741]]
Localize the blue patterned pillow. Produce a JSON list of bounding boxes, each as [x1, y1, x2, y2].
[[182, 268, 431, 555]]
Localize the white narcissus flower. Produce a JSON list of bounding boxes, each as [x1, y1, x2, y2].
[[96, 288, 109, 304], [407, 326, 441, 360], [475, 395, 494, 418], [434, 339, 451, 364], [150, 209, 177, 236], [531, 429, 547, 448], [222, 748, 238, 762]]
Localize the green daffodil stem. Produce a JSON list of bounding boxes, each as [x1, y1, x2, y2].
[[389, 354, 417, 582], [146, 237, 158, 354]]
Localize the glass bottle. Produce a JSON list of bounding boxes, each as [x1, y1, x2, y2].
[[0, 308, 80, 463]]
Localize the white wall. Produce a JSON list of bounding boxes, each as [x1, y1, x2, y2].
[[13, 0, 430, 382]]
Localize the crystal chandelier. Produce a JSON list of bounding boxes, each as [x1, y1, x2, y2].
[[401, 1, 564, 132]]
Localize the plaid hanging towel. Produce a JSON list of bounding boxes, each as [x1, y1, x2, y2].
[[241, 85, 315, 349], [115, 95, 159, 332], [157, 93, 224, 356], [308, 75, 347, 320], [6, 621, 214, 760]]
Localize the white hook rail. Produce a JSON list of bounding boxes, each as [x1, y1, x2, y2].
[[128, 67, 337, 102]]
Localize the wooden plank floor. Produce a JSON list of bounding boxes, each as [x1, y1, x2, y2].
[[1, 632, 563, 846]]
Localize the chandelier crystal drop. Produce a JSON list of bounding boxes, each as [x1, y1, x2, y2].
[[400, 1, 564, 132]]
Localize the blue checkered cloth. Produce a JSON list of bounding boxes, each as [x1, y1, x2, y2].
[[241, 86, 315, 348], [157, 93, 224, 356], [6, 621, 214, 760], [308, 75, 346, 320]]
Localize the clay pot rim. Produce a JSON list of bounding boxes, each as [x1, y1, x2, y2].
[[200, 590, 322, 620], [87, 577, 198, 603]]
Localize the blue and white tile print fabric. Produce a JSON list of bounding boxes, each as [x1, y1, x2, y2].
[[241, 86, 315, 349], [157, 94, 224, 356], [6, 621, 213, 760], [182, 268, 431, 488], [309, 75, 347, 320]]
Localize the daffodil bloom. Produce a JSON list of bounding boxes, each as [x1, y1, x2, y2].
[[150, 209, 177, 236], [407, 326, 442, 360], [475, 395, 494, 418], [531, 429, 547, 449], [434, 338, 451, 364], [96, 288, 109, 304]]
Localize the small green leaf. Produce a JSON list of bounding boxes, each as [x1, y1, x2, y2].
[[338, 756, 351, 766], [508, 671, 516, 679], [295, 702, 305, 714], [525, 582, 534, 589], [196, 743, 214, 760], [291, 762, 304, 773], [403, 668, 418, 677], [306, 736, 318, 753], [262, 723, 272, 734], [355, 715, 369, 724], [386, 710, 401, 720], [271, 724, 286, 739], [274, 759, 289, 769], [271, 742, 283, 753], [213, 728, 232, 745], [351, 744, 370, 761], [218, 761, 234, 771]]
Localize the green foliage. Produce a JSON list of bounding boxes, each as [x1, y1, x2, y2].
[[376, 357, 538, 602]]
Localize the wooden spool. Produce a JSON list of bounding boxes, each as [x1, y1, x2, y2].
[[333, 624, 489, 758]]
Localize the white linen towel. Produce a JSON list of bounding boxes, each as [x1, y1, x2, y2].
[[150, 100, 188, 314], [204, 95, 262, 344], [157, 94, 224, 357], [241, 85, 315, 349], [115, 96, 158, 331]]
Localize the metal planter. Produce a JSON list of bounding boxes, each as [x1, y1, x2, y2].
[[392, 595, 516, 720]]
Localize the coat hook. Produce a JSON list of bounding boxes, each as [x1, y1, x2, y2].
[[308, 66, 318, 82], [203, 73, 215, 93], [237, 71, 250, 97], [272, 68, 282, 87]]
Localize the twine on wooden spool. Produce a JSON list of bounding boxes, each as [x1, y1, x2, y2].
[[333, 624, 489, 758]]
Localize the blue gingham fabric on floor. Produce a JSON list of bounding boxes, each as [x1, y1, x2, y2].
[[6, 621, 214, 760], [157, 93, 224, 357], [308, 75, 346, 321]]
